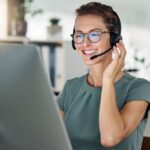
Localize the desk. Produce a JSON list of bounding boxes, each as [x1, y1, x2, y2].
[[0, 37, 62, 87]]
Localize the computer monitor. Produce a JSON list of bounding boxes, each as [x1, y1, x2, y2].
[[0, 44, 72, 150]]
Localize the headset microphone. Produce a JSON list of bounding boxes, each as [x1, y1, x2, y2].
[[90, 47, 112, 60]]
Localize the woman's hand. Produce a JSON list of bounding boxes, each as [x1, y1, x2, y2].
[[102, 40, 126, 83]]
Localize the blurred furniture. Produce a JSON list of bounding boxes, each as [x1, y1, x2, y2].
[[0, 37, 62, 87], [141, 137, 150, 150]]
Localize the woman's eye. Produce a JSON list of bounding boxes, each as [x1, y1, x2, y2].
[[75, 34, 83, 38], [90, 32, 100, 37]]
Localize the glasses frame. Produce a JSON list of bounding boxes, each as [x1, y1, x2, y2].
[[70, 30, 110, 44]]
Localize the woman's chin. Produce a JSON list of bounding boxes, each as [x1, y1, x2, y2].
[[83, 57, 96, 65], [80, 52, 102, 65], [83, 55, 104, 65]]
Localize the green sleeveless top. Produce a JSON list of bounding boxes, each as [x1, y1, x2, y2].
[[57, 73, 150, 150]]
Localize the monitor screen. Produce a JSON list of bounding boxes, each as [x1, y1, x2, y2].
[[0, 44, 72, 150]]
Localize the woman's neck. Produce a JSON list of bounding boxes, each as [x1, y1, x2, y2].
[[87, 58, 124, 87], [88, 63, 108, 87]]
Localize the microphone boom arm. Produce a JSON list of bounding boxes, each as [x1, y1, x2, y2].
[[90, 47, 112, 60]]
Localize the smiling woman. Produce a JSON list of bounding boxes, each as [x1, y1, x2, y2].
[[57, 2, 150, 150], [0, 0, 7, 37]]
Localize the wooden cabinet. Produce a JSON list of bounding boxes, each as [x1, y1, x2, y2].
[[142, 137, 150, 150]]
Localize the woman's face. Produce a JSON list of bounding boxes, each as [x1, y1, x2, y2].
[[74, 14, 111, 65]]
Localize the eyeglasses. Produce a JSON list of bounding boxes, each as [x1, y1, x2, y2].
[[71, 30, 110, 44]]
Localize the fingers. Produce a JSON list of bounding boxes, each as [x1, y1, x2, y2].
[[112, 40, 126, 70], [116, 40, 126, 60], [112, 46, 120, 60]]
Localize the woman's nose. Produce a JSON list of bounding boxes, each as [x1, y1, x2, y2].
[[82, 36, 91, 47]]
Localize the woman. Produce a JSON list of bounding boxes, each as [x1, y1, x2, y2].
[[57, 2, 150, 150]]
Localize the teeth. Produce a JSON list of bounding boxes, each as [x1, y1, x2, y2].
[[84, 50, 97, 54]]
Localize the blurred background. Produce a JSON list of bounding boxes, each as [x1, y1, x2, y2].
[[0, 0, 150, 137]]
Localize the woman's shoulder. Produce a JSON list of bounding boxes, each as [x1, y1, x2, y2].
[[117, 72, 150, 97], [121, 72, 150, 86], [124, 73, 150, 87], [123, 73, 150, 102]]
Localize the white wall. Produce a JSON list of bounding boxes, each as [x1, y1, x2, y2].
[[33, 0, 150, 28], [28, 0, 150, 40], [54, 40, 87, 91], [26, 11, 74, 41], [0, 0, 7, 38], [125, 26, 150, 80], [63, 41, 88, 80]]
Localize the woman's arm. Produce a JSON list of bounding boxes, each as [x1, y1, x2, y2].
[[99, 81, 148, 148], [99, 41, 149, 148], [99, 81, 124, 147]]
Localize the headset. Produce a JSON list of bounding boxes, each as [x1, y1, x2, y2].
[[71, 10, 122, 51]]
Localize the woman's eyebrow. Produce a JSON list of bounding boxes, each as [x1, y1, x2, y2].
[[90, 28, 103, 32], [75, 28, 103, 33], [75, 30, 83, 33]]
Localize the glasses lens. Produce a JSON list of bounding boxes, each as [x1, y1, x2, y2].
[[89, 31, 101, 42], [74, 33, 84, 44]]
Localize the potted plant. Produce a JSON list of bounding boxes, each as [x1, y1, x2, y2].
[[11, 0, 43, 36], [49, 18, 60, 26], [47, 17, 62, 40]]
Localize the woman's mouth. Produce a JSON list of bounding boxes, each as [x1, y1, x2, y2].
[[83, 50, 97, 57]]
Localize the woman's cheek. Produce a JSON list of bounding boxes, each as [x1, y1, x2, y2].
[[77, 49, 83, 57]]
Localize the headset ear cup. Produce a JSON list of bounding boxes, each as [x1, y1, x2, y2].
[[110, 33, 122, 47], [71, 27, 76, 50], [72, 40, 76, 50], [110, 11, 122, 47]]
